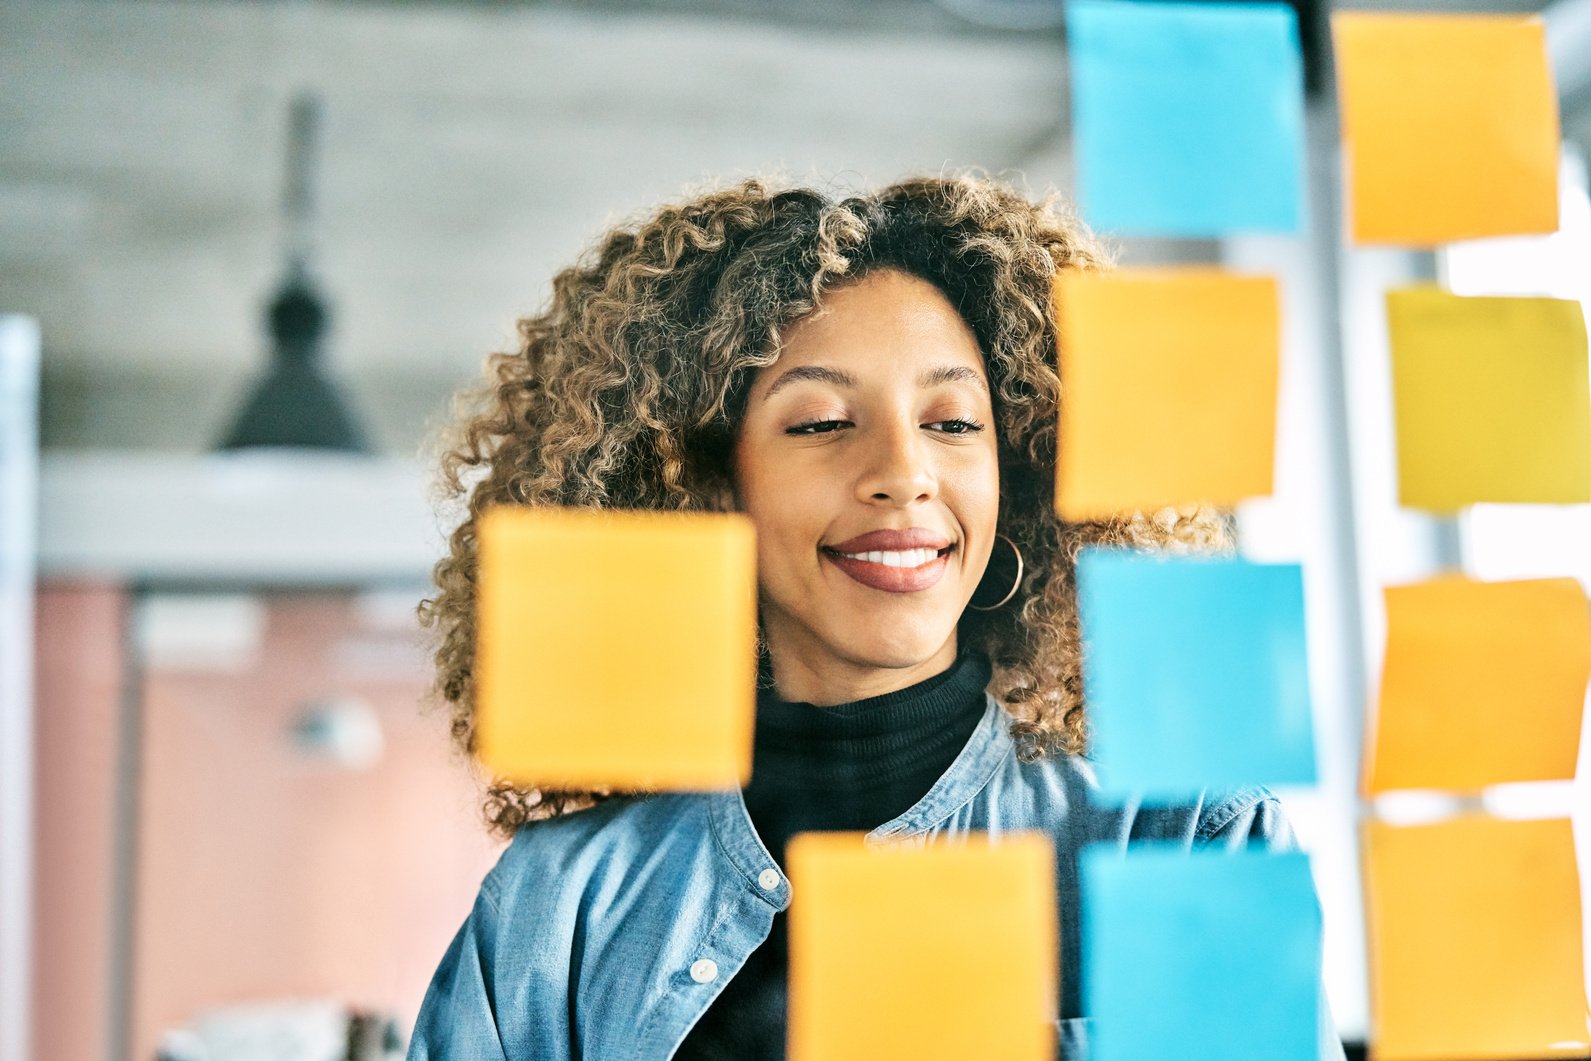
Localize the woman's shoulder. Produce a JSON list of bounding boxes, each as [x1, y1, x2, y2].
[[994, 728, 1295, 852], [482, 791, 717, 910]]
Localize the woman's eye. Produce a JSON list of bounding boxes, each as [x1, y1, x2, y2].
[[926, 418, 985, 435], [786, 419, 851, 435]]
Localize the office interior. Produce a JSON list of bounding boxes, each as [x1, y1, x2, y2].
[[3, 0, 1591, 1058]]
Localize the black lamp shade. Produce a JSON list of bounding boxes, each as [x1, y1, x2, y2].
[[216, 272, 372, 454], [217, 361, 371, 453]]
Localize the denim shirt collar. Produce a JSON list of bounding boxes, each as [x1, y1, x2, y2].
[[704, 692, 1014, 906]]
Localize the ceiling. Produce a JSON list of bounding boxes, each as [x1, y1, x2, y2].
[[0, 1, 1070, 376], [0, 0, 1571, 451]]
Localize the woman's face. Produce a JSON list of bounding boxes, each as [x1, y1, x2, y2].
[[733, 267, 1000, 704]]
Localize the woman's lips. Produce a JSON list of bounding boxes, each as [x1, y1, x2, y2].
[[820, 543, 954, 593], [827, 528, 950, 553], [821, 528, 955, 594]]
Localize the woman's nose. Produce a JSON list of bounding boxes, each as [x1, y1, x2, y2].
[[855, 420, 938, 505]]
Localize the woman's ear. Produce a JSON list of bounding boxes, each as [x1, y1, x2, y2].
[[705, 478, 739, 513], [694, 422, 743, 513]]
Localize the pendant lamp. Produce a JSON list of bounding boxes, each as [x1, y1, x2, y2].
[[217, 91, 370, 453]]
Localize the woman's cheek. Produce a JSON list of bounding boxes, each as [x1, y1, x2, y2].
[[754, 497, 807, 585]]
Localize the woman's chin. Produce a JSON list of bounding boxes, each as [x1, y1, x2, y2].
[[832, 629, 957, 674], [759, 596, 964, 684]]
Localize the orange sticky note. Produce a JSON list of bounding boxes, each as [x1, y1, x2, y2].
[[1364, 815, 1591, 1060], [1053, 268, 1279, 522], [787, 831, 1056, 1061], [1387, 286, 1591, 512], [1367, 576, 1590, 795], [474, 506, 756, 789], [1333, 13, 1560, 247]]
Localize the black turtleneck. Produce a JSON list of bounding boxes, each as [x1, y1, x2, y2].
[[673, 650, 994, 1061]]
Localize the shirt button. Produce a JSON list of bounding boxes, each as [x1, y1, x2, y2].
[[689, 958, 718, 983], [758, 868, 781, 891]]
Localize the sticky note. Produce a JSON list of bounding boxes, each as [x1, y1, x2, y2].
[[1077, 549, 1316, 797], [1364, 815, 1591, 1060], [1066, 0, 1305, 236], [1054, 269, 1280, 522], [1083, 846, 1322, 1061], [474, 505, 756, 789], [787, 831, 1056, 1061], [1333, 12, 1560, 246], [1367, 576, 1591, 795], [1386, 286, 1591, 512]]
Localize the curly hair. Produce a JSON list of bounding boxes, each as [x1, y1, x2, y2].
[[418, 170, 1230, 839]]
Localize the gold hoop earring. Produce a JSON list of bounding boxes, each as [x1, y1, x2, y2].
[[968, 533, 1024, 612]]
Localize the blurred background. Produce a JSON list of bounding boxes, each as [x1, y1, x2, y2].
[[4, 0, 1591, 1058]]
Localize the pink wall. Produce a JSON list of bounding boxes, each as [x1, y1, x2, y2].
[[32, 582, 126, 1061], [130, 592, 503, 1057], [32, 584, 502, 1058]]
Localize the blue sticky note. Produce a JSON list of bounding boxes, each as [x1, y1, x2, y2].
[[1066, 0, 1306, 236], [1076, 549, 1316, 796], [1083, 846, 1322, 1061]]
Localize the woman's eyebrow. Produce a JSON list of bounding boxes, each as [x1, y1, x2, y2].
[[762, 364, 859, 400], [761, 363, 987, 401], [919, 365, 988, 392]]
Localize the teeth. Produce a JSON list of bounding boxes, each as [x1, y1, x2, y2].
[[838, 548, 940, 568]]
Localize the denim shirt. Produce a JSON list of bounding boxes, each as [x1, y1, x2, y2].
[[408, 694, 1347, 1060]]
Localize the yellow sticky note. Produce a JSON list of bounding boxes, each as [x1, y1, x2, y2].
[[474, 506, 756, 789], [1364, 815, 1591, 1060], [787, 832, 1056, 1061], [1367, 576, 1590, 795], [1333, 13, 1560, 247], [1053, 268, 1279, 522], [1387, 286, 1591, 512]]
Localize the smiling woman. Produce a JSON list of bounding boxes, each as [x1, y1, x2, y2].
[[734, 269, 1002, 702], [408, 173, 1343, 1061], [421, 174, 1223, 832]]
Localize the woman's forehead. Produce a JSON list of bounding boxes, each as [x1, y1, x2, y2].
[[767, 271, 986, 382]]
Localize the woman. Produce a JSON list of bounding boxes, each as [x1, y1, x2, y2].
[[410, 173, 1344, 1059]]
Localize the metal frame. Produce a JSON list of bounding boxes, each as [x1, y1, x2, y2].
[[1, 316, 41, 1061]]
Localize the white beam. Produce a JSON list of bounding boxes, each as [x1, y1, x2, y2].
[[37, 451, 445, 586], [0, 316, 40, 1061]]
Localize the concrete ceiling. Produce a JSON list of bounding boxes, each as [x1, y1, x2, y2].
[[0, 1, 1071, 380], [0, 0, 1569, 451]]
